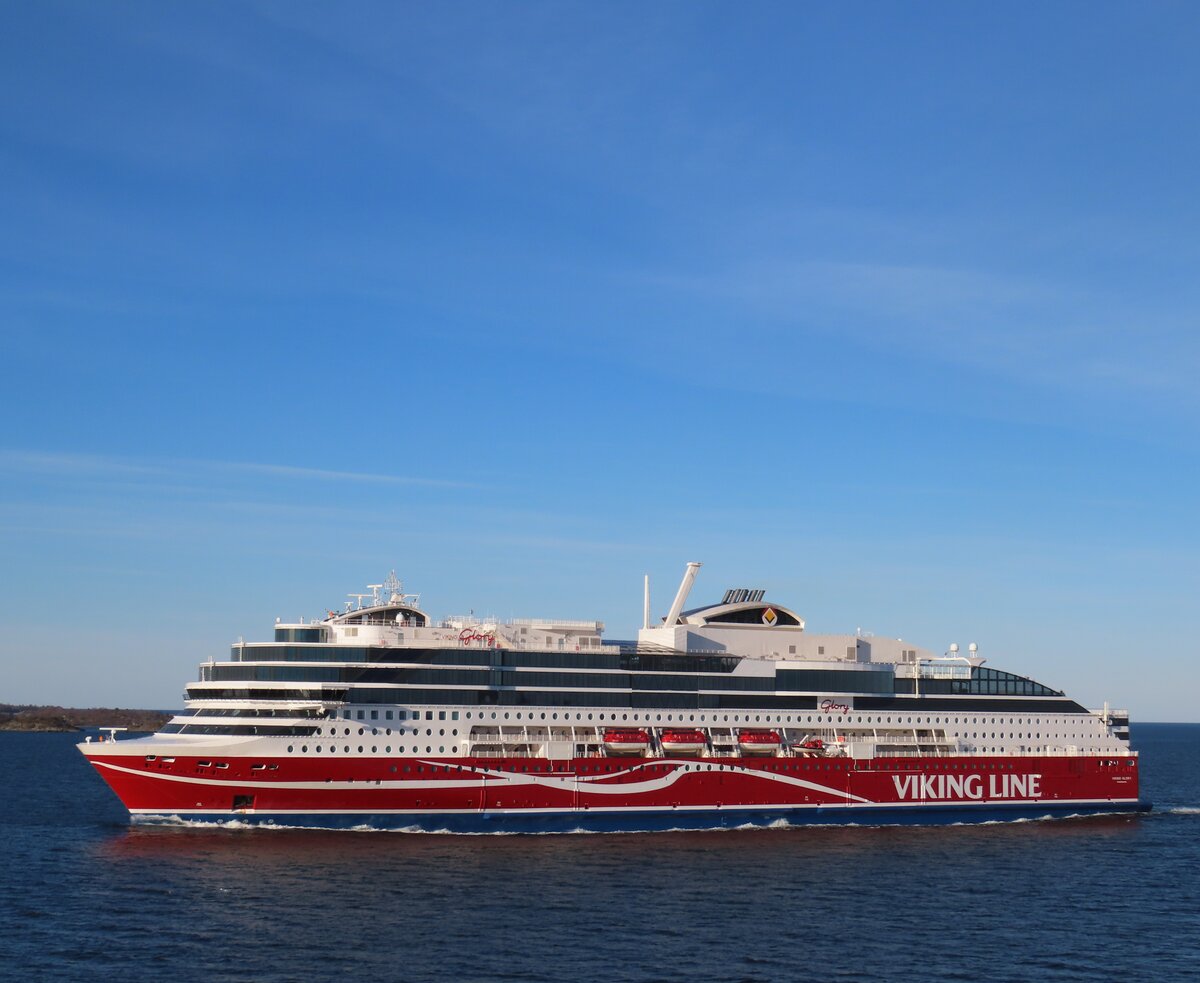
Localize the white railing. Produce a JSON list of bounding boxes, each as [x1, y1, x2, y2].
[[921, 663, 972, 679], [509, 618, 605, 630]]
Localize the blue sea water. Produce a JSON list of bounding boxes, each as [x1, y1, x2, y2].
[[1, 725, 1198, 983]]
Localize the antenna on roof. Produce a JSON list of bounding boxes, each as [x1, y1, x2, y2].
[[367, 584, 383, 606]]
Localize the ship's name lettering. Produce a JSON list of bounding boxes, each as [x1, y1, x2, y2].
[[891, 773, 1042, 801], [459, 629, 496, 646], [819, 699, 851, 715]]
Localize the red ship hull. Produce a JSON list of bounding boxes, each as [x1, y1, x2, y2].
[[82, 747, 1145, 832]]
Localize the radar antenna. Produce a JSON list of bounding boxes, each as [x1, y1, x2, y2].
[[383, 570, 403, 603]]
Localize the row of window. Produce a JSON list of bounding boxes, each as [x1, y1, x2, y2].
[[160, 724, 318, 736], [186, 684, 1085, 715], [178, 707, 322, 719], [776, 669, 892, 694], [272, 628, 326, 643], [223, 645, 1063, 702], [201, 664, 884, 694], [205, 660, 1061, 701], [303, 709, 1112, 745], [895, 666, 1061, 698], [228, 645, 743, 674]]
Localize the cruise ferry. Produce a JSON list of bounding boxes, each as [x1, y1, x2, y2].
[[80, 564, 1147, 832]]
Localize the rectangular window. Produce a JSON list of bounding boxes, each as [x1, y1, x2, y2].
[[385, 711, 393, 720], [357, 710, 365, 720], [370, 710, 378, 720], [451, 711, 459, 720], [398, 711, 407, 721], [426, 711, 433, 720], [438, 711, 446, 720]]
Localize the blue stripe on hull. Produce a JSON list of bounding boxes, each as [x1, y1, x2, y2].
[[135, 800, 1152, 834]]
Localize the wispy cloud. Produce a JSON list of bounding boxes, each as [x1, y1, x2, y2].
[[0, 450, 475, 489], [646, 253, 1200, 413], [196, 459, 472, 488]]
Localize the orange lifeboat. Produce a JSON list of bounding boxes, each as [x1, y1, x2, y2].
[[660, 728, 707, 756], [603, 728, 650, 755], [737, 729, 782, 756], [796, 738, 826, 756]]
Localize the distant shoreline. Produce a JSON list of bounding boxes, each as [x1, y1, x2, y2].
[[0, 705, 171, 733]]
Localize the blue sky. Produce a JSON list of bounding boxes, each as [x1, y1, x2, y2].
[[1, 2, 1197, 718]]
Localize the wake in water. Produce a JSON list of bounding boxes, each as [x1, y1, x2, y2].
[[127, 810, 1132, 836]]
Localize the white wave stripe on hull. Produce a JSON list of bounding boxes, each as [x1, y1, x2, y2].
[[95, 759, 873, 802]]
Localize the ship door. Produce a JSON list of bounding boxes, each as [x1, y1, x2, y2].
[[232, 794, 256, 812]]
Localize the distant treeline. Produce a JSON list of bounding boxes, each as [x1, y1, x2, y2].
[[0, 704, 171, 732]]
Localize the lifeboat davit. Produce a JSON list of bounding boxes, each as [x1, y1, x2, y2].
[[796, 738, 826, 756], [603, 728, 650, 755], [660, 728, 707, 756], [737, 729, 782, 755]]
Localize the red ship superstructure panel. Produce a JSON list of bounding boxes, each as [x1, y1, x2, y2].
[[80, 565, 1147, 832]]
